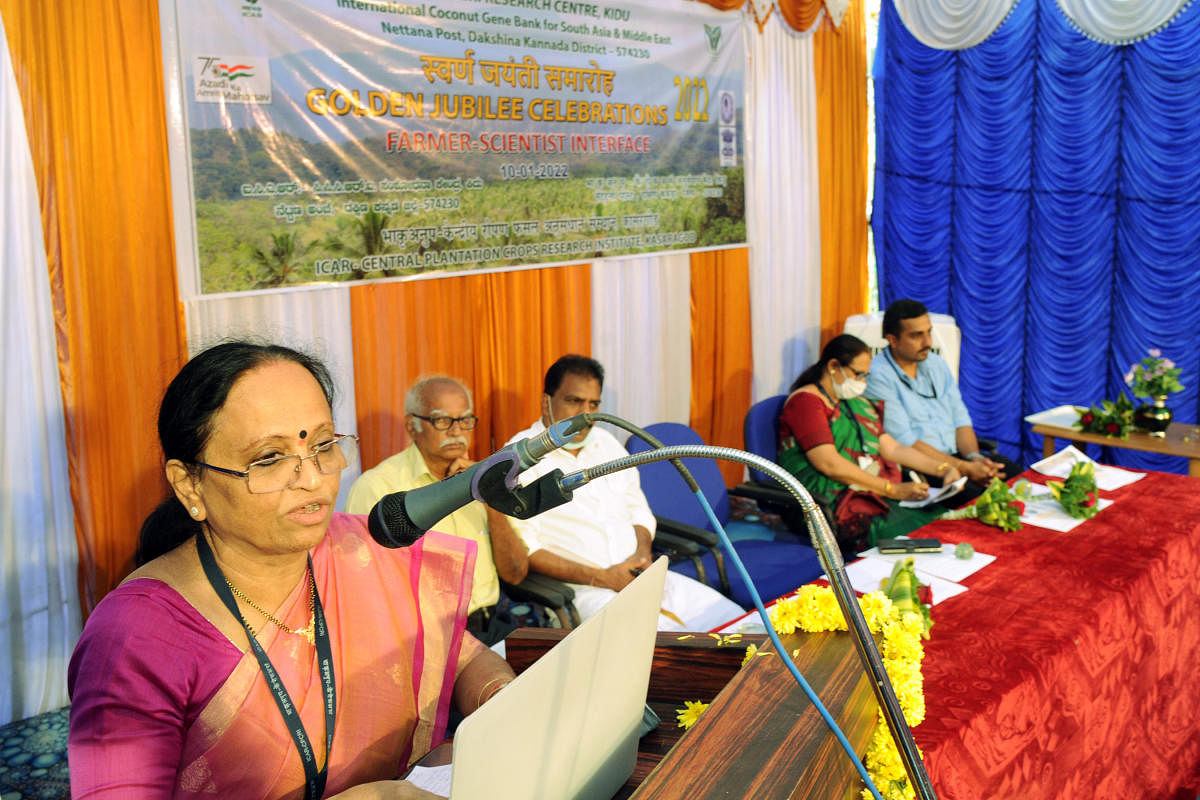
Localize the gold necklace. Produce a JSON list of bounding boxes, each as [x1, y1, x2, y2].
[[225, 568, 316, 645]]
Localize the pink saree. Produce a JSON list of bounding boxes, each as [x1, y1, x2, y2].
[[69, 514, 482, 799]]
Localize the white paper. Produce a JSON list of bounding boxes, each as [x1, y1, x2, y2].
[[1030, 445, 1145, 491], [844, 556, 967, 605], [857, 542, 995, 583], [405, 765, 452, 797], [1025, 405, 1085, 428], [899, 476, 968, 508]]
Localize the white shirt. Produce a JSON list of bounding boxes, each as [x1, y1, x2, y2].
[[505, 420, 656, 568]]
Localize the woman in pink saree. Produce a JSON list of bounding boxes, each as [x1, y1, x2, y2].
[[68, 342, 515, 799]]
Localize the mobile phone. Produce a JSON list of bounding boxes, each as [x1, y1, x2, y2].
[[877, 537, 942, 554]]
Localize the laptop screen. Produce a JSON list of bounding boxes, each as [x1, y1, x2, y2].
[[449, 557, 669, 800]]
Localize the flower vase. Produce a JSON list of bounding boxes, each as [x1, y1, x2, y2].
[[1134, 395, 1173, 438]]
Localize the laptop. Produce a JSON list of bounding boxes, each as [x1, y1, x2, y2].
[[448, 557, 668, 800]]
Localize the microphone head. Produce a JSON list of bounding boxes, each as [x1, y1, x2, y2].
[[367, 492, 424, 549]]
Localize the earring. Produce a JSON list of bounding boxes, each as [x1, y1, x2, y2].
[[190, 507, 199, 517]]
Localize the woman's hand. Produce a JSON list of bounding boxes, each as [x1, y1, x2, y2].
[[942, 465, 963, 485], [328, 780, 446, 799], [892, 481, 929, 502]]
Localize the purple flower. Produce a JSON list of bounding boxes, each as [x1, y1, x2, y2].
[[1124, 371, 1135, 385], [1148, 348, 1162, 358], [1163, 359, 1176, 369]]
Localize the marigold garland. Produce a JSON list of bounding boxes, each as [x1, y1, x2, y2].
[[769, 585, 926, 800]]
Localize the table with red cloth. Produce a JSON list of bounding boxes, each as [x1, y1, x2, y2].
[[912, 469, 1200, 800]]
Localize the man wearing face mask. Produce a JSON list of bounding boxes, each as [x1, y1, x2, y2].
[[345, 375, 528, 645], [502, 355, 744, 630], [778, 335, 962, 552]]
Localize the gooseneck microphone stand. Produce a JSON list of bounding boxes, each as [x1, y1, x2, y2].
[[557, 440, 938, 800]]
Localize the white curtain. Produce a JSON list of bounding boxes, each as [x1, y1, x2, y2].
[[893, 0, 1191, 49], [184, 286, 362, 509], [590, 252, 692, 441], [0, 10, 80, 724], [744, 16, 824, 400]]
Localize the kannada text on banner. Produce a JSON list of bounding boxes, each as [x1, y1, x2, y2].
[[174, 0, 746, 293]]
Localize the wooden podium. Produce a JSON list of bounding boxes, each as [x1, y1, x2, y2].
[[506, 626, 878, 799]]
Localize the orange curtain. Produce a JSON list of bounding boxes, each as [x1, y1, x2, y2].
[[2, 0, 187, 615], [777, 0, 826, 32], [690, 248, 753, 487], [814, 0, 869, 345], [349, 265, 592, 470]]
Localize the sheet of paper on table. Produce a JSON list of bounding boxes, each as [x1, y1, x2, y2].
[[1024, 404, 1085, 428], [899, 475, 968, 508], [856, 542, 995, 583], [1018, 483, 1114, 532], [1030, 444, 1146, 491], [843, 556, 966, 605]]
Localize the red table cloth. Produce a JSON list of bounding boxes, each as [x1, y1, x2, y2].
[[913, 470, 1200, 799]]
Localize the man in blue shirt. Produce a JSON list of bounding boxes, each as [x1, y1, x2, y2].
[[865, 299, 1018, 494]]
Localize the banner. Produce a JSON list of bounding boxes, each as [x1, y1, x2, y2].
[[165, 0, 747, 294]]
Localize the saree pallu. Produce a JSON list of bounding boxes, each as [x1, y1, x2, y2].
[[176, 515, 479, 799], [778, 391, 901, 503]]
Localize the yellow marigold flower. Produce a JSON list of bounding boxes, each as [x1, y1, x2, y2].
[[785, 581, 926, 800], [741, 643, 758, 666], [675, 700, 709, 730], [770, 595, 802, 635], [794, 584, 846, 631], [859, 591, 894, 633]]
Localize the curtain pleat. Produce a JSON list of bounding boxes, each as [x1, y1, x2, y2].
[[744, 18, 824, 399], [0, 7, 80, 723], [892, 0, 1193, 49], [690, 248, 754, 486], [814, 0, 869, 346], [1, 0, 186, 615], [349, 265, 591, 471], [875, 0, 1200, 471], [778, 0, 827, 32], [590, 253, 692, 435]]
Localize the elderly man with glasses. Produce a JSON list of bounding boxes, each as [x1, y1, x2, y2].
[[345, 375, 528, 645]]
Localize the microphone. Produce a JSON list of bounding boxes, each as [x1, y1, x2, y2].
[[368, 415, 589, 548]]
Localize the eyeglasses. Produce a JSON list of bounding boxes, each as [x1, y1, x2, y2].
[[412, 413, 478, 431], [844, 366, 870, 380], [196, 434, 359, 494]]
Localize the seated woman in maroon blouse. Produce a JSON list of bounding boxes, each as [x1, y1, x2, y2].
[[778, 334, 961, 552]]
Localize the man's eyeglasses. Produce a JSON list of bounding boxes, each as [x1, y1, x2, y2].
[[413, 413, 478, 431], [196, 434, 359, 494]]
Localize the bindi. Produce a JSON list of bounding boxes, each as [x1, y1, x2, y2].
[[299, 429, 307, 440]]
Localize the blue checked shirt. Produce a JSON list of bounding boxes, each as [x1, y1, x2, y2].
[[864, 349, 974, 453]]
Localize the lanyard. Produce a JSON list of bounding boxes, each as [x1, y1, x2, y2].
[[884, 348, 937, 399], [195, 532, 336, 800]]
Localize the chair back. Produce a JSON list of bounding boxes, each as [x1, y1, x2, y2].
[[743, 394, 787, 485], [843, 311, 962, 378], [625, 422, 731, 530]]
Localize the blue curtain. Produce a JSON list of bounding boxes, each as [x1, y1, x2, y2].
[[873, 0, 1200, 472]]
